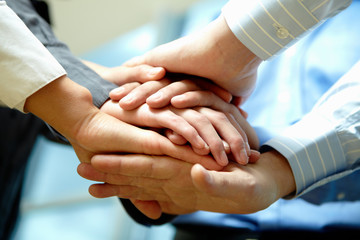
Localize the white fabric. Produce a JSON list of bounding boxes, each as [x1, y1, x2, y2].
[[222, 0, 352, 60], [265, 61, 360, 196], [0, 1, 66, 111]]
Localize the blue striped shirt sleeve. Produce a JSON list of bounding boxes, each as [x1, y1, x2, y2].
[[222, 0, 352, 60], [263, 61, 360, 197]]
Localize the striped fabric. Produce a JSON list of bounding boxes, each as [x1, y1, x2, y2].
[[264, 61, 360, 197], [222, 0, 352, 60]]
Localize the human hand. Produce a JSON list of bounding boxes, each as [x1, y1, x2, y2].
[[103, 78, 260, 165], [101, 99, 251, 166], [24, 76, 222, 171], [169, 88, 259, 150], [124, 15, 262, 104], [110, 75, 232, 110], [77, 150, 295, 218], [82, 60, 166, 86], [107, 78, 259, 164]]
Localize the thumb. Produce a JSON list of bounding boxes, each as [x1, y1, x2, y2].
[[191, 164, 223, 196], [123, 56, 146, 67]]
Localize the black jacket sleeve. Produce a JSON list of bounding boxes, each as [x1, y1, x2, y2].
[[8, 0, 175, 226], [120, 198, 177, 226], [7, 0, 116, 108]]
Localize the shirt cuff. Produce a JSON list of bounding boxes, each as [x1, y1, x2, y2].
[[262, 113, 347, 197], [221, 0, 325, 60], [0, 2, 67, 112]]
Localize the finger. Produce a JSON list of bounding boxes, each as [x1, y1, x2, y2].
[[110, 65, 165, 86], [165, 129, 215, 156], [91, 154, 178, 178], [78, 161, 173, 194], [164, 129, 188, 145], [146, 79, 201, 108], [194, 78, 232, 103], [109, 82, 141, 101], [226, 108, 259, 150], [103, 100, 211, 156], [225, 114, 251, 164], [77, 162, 106, 181], [249, 150, 261, 163], [195, 107, 249, 164], [190, 164, 217, 195], [223, 140, 231, 154], [89, 183, 119, 198], [191, 163, 238, 197], [171, 91, 229, 109], [170, 107, 228, 166], [238, 108, 248, 119], [130, 105, 210, 152], [84, 112, 221, 170], [131, 199, 162, 220], [120, 79, 171, 110], [123, 56, 146, 67], [171, 91, 257, 151], [89, 183, 159, 200], [231, 96, 243, 108], [78, 162, 149, 186], [91, 154, 222, 181], [146, 79, 232, 109]]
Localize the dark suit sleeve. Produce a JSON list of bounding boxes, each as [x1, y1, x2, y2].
[[120, 198, 177, 226], [7, 0, 116, 108], [8, 0, 175, 226]]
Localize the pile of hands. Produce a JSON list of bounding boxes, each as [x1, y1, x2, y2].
[[75, 16, 295, 220]]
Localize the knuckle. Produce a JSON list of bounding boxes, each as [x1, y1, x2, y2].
[[215, 112, 228, 122], [180, 79, 195, 87], [161, 78, 172, 85], [192, 112, 209, 124], [230, 136, 245, 151]]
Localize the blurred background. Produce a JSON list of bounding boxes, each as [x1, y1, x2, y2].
[[47, 0, 200, 56], [12, 0, 226, 239]]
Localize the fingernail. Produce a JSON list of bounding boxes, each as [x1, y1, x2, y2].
[[204, 143, 210, 151], [195, 136, 209, 150], [110, 87, 124, 95], [121, 93, 134, 103], [223, 141, 230, 153], [148, 67, 163, 76], [219, 150, 228, 166], [172, 95, 185, 102], [148, 91, 163, 102], [237, 149, 249, 165], [246, 142, 251, 155], [243, 149, 249, 164]]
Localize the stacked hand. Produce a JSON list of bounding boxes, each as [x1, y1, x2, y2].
[[77, 150, 294, 218], [73, 14, 296, 221], [124, 15, 262, 104], [73, 67, 266, 219]]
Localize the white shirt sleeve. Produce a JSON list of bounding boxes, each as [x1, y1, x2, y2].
[[263, 61, 360, 197], [0, 1, 66, 111], [222, 0, 352, 60]]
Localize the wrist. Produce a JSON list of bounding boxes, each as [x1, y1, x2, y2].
[[262, 150, 296, 199], [209, 15, 262, 97], [25, 75, 98, 140], [82, 60, 111, 80]]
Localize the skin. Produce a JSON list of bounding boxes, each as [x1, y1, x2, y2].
[[77, 150, 295, 219], [104, 79, 260, 165], [24, 71, 222, 170], [124, 15, 262, 104], [85, 62, 257, 166], [76, 78, 268, 220]]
